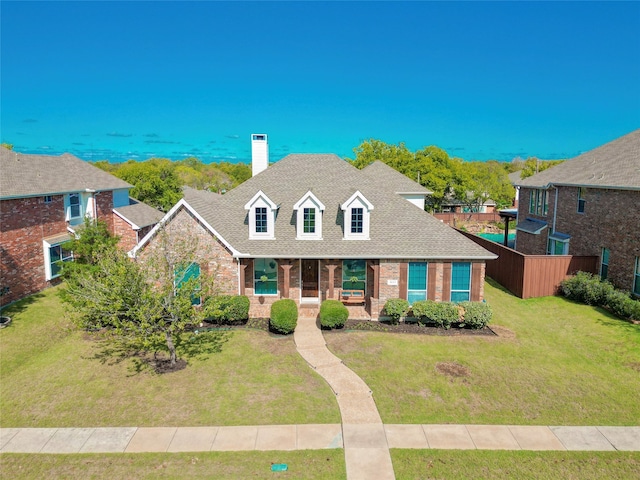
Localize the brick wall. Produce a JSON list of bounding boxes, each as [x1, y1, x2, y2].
[[113, 214, 139, 252], [515, 187, 555, 254], [137, 207, 238, 298], [517, 186, 640, 290], [95, 191, 114, 233], [0, 196, 67, 305], [554, 187, 640, 291]]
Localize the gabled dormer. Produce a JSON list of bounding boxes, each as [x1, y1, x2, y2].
[[293, 191, 325, 240], [244, 190, 278, 239], [341, 191, 373, 240]]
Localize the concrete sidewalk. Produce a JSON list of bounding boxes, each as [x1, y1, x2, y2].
[[2, 424, 639, 454]]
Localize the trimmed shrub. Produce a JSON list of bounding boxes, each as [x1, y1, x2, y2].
[[459, 301, 492, 329], [205, 295, 250, 324], [320, 300, 349, 329], [383, 298, 409, 325], [411, 300, 459, 329], [269, 299, 298, 334]]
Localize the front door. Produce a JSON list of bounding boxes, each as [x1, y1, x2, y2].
[[301, 259, 319, 298]]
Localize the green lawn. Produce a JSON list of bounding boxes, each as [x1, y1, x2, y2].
[[325, 279, 640, 425], [0, 286, 341, 427], [391, 450, 640, 480], [0, 451, 346, 479]]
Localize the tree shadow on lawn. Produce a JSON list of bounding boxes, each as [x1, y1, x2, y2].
[[84, 330, 233, 375], [593, 305, 640, 337], [0, 291, 47, 324]]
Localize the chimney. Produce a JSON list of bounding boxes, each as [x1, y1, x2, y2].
[[251, 134, 269, 176]]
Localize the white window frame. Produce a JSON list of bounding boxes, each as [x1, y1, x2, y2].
[[43, 195, 53, 204], [66, 192, 82, 221], [43, 240, 73, 280], [244, 190, 277, 239], [407, 262, 428, 305], [341, 191, 373, 240], [293, 191, 325, 240], [450, 262, 471, 302], [254, 258, 279, 296]]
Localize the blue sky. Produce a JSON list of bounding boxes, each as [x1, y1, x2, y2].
[[2, 1, 639, 164]]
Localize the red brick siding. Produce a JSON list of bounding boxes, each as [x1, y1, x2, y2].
[[518, 186, 640, 291], [138, 207, 237, 297], [113, 214, 139, 252], [0, 196, 67, 305], [95, 191, 114, 233]]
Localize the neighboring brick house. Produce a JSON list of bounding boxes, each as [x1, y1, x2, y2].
[[515, 129, 640, 296], [0, 147, 162, 305], [133, 152, 497, 320]]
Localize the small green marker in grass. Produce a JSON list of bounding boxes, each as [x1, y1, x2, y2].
[[271, 463, 288, 472]]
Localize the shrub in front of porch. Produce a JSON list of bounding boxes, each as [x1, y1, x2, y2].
[[320, 300, 348, 329], [204, 295, 250, 325], [383, 298, 410, 325], [270, 299, 298, 334], [458, 301, 492, 329], [411, 300, 460, 330]]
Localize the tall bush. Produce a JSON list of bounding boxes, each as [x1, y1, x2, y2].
[[270, 299, 298, 334], [320, 300, 348, 329], [205, 295, 250, 324], [383, 298, 410, 325], [411, 300, 459, 329], [459, 301, 492, 329]]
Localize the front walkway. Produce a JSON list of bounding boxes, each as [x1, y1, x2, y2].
[[294, 310, 395, 480]]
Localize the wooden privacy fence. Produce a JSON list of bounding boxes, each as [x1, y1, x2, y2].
[[458, 230, 598, 299], [434, 212, 502, 225]]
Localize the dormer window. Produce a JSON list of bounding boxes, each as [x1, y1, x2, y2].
[[245, 190, 277, 239], [293, 191, 325, 240], [341, 191, 373, 240]]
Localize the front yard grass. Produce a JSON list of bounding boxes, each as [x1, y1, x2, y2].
[[0, 451, 346, 479], [325, 279, 640, 425], [0, 286, 340, 427]]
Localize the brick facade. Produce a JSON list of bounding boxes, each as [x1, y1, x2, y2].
[[517, 186, 640, 291], [1, 191, 148, 306], [113, 214, 139, 252]]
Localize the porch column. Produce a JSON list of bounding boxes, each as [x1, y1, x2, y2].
[[326, 264, 337, 299], [280, 264, 292, 298], [368, 261, 380, 299], [239, 263, 247, 295]]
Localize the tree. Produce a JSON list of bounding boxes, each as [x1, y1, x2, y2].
[[1, 142, 13, 150], [111, 159, 183, 211], [520, 157, 564, 179], [62, 224, 225, 369]]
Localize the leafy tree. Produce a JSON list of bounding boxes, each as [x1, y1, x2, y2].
[[62, 225, 225, 369], [112, 159, 183, 211], [460, 161, 515, 210], [63, 217, 120, 268], [520, 157, 564, 178]]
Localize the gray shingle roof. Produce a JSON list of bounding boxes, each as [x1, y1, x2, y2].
[[182, 154, 495, 260], [516, 129, 640, 190], [113, 199, 164, 229], [361, 161, 433, 194], [0, 147, 131, 199]]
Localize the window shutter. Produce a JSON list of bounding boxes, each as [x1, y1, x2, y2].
[[398, 263, 408, 300], [442, 263, 452, 302]]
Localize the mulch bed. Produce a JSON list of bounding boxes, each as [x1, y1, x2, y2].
[[199, 318, 496, 337]]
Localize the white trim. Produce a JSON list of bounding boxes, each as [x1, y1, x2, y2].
[[112, 208, 141, 230], [341, 191, 373, 240], [244, 190, 277, 239], [129, 199, 242, 258], [43, 238, 73, 280], [294, 191, 325, 240]]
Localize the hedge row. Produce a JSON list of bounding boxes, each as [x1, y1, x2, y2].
[[561, 271, 640, 321], [383, 298, 492, 330]]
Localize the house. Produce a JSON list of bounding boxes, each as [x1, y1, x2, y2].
[[133, 145, 497, 320], [439, 194, 497, 214], [515, 129, 640, 296], [0, 147, 163, 305]]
